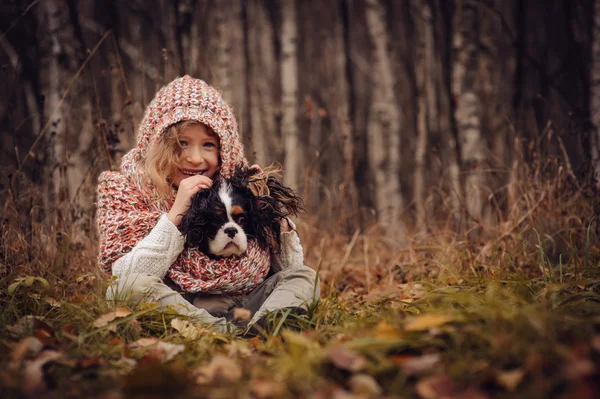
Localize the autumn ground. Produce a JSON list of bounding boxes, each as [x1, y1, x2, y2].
[[1, 158, 600, 399]]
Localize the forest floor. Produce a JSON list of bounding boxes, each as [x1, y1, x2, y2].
[[1, 170, 600, 398]]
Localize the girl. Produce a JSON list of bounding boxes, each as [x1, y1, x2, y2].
[[96, 76, 319, 333]]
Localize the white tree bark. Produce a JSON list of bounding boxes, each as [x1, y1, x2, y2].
[[365, 0, 404, 232], [452, 0, 486, 227], [591, 0, 600, 188], [38, 0, 67, 220], [412, 0, 434, 232], [281, 0, 300, 189], [247, 1, 278, 167]]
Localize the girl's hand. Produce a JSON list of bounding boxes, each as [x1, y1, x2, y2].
[[167, 175, 213, 226], [280, 217, 292, 233]]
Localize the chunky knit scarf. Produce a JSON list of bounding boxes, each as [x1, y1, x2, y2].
[[96, 76, 271, 294]]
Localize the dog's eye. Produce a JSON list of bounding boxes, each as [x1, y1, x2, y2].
[[236, 215, 245, 223]]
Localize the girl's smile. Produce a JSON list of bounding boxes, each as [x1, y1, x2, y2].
[[170, 123, 220, 187]]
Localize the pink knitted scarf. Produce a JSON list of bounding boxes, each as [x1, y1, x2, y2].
[[96, 76, 271, 294]]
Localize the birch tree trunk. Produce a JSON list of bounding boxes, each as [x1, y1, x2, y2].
[[412, 0, 435, 232], [591, 0, 600, 188], [452, 0, 486, 231], [365, 0, 404, 233], [281, 0, 300, 189], [246, 1, 279, 167], [38, 0, 68, 222]]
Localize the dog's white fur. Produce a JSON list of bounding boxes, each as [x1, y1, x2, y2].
[[208, 183, 248, 257]]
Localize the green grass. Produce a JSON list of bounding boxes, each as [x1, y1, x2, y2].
[[1, 247, 599, 399]]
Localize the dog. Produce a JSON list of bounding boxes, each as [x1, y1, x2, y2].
[[179, 166, 303, 258]]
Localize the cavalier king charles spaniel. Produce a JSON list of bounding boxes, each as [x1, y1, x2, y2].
[[179, 167, 302, 258]]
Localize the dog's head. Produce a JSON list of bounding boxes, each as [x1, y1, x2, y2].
[[179, 167, 302, 258]]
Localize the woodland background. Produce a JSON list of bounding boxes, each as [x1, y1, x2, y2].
[[1, 0, 599, 238]]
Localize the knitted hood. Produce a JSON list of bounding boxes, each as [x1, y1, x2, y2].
[[123, 75, 247, 192], [96, 76, 270, 294]]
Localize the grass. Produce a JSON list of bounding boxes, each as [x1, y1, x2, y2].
[[1, 157, 600, 398]]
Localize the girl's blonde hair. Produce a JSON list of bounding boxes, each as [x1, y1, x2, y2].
[[144, 120, 219, 197]]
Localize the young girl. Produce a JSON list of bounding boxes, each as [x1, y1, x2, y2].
[[96, 75, 319, 333]]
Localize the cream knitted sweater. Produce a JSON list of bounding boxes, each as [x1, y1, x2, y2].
[[111, 214, 304, 279]]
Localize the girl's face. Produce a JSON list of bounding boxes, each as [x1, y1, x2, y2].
[[170, 123, 220, 187]]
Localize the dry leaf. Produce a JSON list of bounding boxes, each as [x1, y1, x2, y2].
[[233, 307, 252, 322], [327, 346, 367, 372], [374, 321, 403, 339], [33, 320, 58, 347], [128, 338, 185, 363], [61, 325, 79, 342], [591, 335, 600, 352], [250, 377, 285, 398], [21, 350, 63, 397], [92, 307, 133, 330], [196, 354, 242, 384], [364, 284, 401, 302], [349, 374, 382, 398], [171, 318, 209, 340], [496, 369, 525, 391], [398, 354, 441, 376], [405, 314, 454, 332], [44, 297, 61, 307], [9, 337, 43, 370], [227, 341, 253, 358], [5, 316, 40, 338], [564, 358, 596, 380], [415, 376, 462, 399]]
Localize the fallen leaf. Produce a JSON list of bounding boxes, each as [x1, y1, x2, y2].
[[327, 346, 367, 372], [5, 316, 40, 338], [61, 325, 79, 342], [196, 354, 242, 384], [374, 321, 404, 339], [398, 353, 441, 377], [364, 284, 401, 302], [129, 338, 159, 348], [563, 358, 596, 380], [92, 307, 133, 330], [415, 376, 462, 399], [108, 337, 124, 345], [496, 369, 525, 391], [128, 338, 185, 363], [9, 337, 43, 370], [591, 336, 600, 352], [33, 320, 58, 347], [250, 377, 285, 398], [171, 318, 210, 340], [227, 340, 253, 358], [233, 307, 252, 322], [349, 374, 382, 398], [110, 357, 137, 374], [76, 357, 105, 369], [44, 297, 61, 307], [452, 387, 491, 399], [405, 314, 454, 332], [21, 350, 63, 397]]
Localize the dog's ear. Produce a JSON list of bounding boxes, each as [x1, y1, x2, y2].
[[265, 176, 304, 217], [179, 188, 216, 249], [250, 196, 283, 253]]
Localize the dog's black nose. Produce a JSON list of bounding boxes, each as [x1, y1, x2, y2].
[[224, 227, 237, 238]]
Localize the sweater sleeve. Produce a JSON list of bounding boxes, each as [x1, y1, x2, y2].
[[111, 213, 185, 279], [271, 219, 305, 273]]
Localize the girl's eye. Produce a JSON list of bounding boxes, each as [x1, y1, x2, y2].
[[179, 140, 189, 147], [204, 142, 216, 148]]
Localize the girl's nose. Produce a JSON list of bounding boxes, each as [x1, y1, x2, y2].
[[185, 147, 204, 165]]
